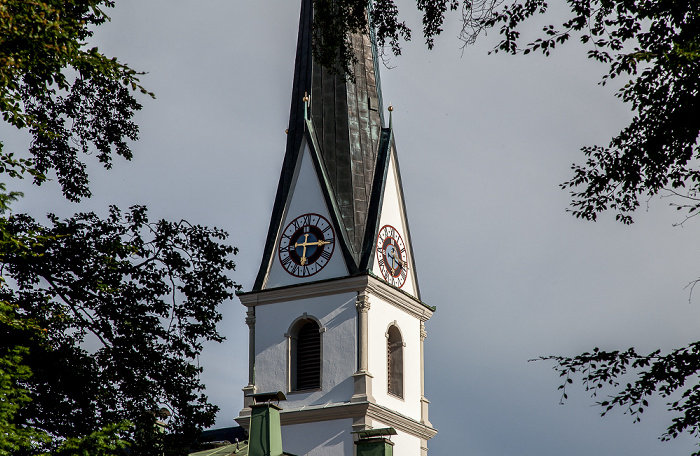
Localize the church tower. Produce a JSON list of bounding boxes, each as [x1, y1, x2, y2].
[[235, 1, 436, 454]]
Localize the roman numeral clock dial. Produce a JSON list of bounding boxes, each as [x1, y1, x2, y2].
[[278, 213, 335, 277], [376, 224, 409, 288]]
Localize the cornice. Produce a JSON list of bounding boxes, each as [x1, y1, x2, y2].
[[238, 275, 434, 321], [364, 275, 434, 322], [234, 401, 437, 441], [367, 403, 438, 440]]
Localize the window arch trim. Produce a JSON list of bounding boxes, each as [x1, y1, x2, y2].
[[286, 313, 325, 393], [386, 321, 405, 399]]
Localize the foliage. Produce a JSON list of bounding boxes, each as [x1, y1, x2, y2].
[[479, 0, 700, 450], [317, 0, 700, 451], [312, 0, 459, 73], [1, 206, 238, 455], [0, 0, 151, 201], [474, 0, 699, 451], [0, 301, 49, 454], [329, 0, 699, 224], [52, 422, 131, 456], [0, 1, 239, 455], [481, 0, 700, 225], [536, 345, 700, 454]]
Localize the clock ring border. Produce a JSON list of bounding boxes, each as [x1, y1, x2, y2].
[[278, 212, 336, 278]]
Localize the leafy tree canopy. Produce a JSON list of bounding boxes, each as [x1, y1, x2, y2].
[[0, 0, 151, 201], [321, 0, 699, 223], [0, 1, 238, 454], [1, 207, 237, 455], [316, 0, 700, 451]]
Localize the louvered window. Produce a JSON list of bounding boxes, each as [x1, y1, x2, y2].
[[387, 325, 403, 398], [294, 321, 321, 390]]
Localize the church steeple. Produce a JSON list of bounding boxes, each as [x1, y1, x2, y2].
[[237, 3, 436, 454], [253, 0, 412, 292]]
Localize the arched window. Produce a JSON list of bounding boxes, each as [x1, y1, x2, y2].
[[387, 324, 403, 398], [290, 319, 321, 391]]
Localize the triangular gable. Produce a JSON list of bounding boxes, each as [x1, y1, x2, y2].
[[253, 0, 384, 290], [362, 128, 421, 300], [305, 118, 362, 276], [260, 124, 362, 288]]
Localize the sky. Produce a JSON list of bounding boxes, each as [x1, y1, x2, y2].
[[6, 1, 700, 455]]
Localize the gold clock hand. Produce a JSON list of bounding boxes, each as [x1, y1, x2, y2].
[[294, 235, 331, 265], [295, 234, 310, 265], [388, 250, 408, 270]]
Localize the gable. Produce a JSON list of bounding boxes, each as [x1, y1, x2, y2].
[[370, 144, 420, 299], [262, 139, 349, 289]]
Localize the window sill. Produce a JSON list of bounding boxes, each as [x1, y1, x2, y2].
[[288, 387, 322, 395], [387, 392, 405, 401]]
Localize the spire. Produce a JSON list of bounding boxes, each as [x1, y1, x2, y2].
[[291, 0, 386, 253], [253, 0, 389, 289]]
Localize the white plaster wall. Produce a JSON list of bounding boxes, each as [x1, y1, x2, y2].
[[371, 420, 423, 456], [281, 419, 354, 456], [266, 142, 349, 289], [367, 295, 422, 419], [254, 292, 357, 409], [371, 150, 419, 298]]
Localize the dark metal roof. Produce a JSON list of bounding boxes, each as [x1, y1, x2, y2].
[[199, 426, 247, 445], [253, 0, 401, 292], [310, 31, 384, 257], [352, 427, 397, 438]]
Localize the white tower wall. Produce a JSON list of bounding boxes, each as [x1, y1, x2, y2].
[[282, 419, 355, 456], [367, 295, 423, 420], [254, 292, 357, 407]]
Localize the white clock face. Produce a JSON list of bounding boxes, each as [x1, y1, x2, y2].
[[278, 213, 335, 277], [376, 224, 408, 288]]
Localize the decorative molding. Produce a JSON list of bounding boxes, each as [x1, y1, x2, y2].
[[355, 293, 371, 313], [420, 321, 427, 341], [241, 385, 256, 408], [286, 313, 325, 334], [238, 275, 434, 322], [245, 307, 256, 327], [366, 278, 433, 322], [351, 371, 375, 404], [236, 402, 366, 430], [234, 401, 437, 441], [366, 403, 437, 440], [245, 307, 255, 387], [386, 322, 406, 348], [420, 396, 432, 427], [286, 314, 324, 393]]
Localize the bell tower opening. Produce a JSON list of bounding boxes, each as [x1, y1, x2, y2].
[[290, 318, 321, 391], [387, 324, 404, 398]]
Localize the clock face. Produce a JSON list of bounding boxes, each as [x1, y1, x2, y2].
[[279, 213, 335, 277], [376, 225, 408, 288]]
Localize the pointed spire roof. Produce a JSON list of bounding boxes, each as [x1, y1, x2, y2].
[[253, 0, 397, 291]]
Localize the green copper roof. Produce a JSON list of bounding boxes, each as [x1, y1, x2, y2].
[[189, 442, 248, 456], [189, 442, 296, 456]]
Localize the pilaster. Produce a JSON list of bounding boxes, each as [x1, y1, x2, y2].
[[352, 292, 375, 403], [420, 321, 431, 427], [243, 307, 257, 408]]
